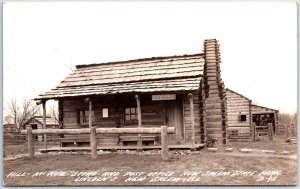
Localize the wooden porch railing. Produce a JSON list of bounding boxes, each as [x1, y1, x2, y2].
[[21, 126, 175, 161]]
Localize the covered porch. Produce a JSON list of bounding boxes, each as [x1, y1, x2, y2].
[[36, 91, 202, 151]]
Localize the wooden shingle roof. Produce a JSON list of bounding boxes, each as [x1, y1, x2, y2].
[[226, 88, 279, 113], [251, 104, 279, 114], [226, 88, 251, 101], [36, 53, 204, 100]]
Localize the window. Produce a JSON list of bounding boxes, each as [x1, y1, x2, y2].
[[102, 108, 109, 118], [125, 107, 138, 121], [78, 110, 95, 124], [31, 124, 37, 130], [239, 114, 247, 122]]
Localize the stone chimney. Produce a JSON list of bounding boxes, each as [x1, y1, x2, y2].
[[203, 39, 227, 145]]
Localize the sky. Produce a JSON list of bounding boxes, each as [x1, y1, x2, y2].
[[3, 1, 297, 116]]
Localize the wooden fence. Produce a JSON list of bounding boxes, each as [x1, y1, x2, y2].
[[227, 124, 274, 142], [227, 125, 254, 141], [21, 126, 175, 160], [3, 131, 26, 144], [276, 123, 297, 138], [253, 123, 273, 141]]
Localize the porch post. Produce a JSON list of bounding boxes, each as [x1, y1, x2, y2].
[[42, 100, 47, 149], [84, 97, 93, 128], [188, 93, 196, 149], [89, 99, 92, 128], [135, 95, 142, 149]]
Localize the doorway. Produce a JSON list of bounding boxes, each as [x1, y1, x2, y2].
[[165, 100, 184, 140]]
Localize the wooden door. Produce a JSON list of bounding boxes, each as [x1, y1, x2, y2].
[[165, 100, 184, 140]]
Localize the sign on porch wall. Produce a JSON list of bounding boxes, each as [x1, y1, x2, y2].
[[152, 94, 176, 101]]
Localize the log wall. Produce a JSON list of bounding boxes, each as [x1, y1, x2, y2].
[[226, 89, 251, 127], [61, 96, 165, 128], [226, 89, 252, 140], [61, 95, 165, 145]]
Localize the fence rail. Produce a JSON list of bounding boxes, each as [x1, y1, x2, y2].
[[254, 123, 273, 141], [21, 127, 175, 135], [22, 126, 175, 161], [3, 131, 26, 143], [227, 124, 274, 141], [227, 125, 254, 140]]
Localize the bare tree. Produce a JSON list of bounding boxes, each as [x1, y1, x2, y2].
[[6, 98, 40, 131], [278, 112, 297, 137], [47, 103, 59, 124], [3, 115, 13, 125], [278, 113, 296, 125]]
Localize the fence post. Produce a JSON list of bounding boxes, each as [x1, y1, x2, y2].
[[52, 126, 55, 145], [252, 124, 254, 141], [268, 123, 273, 141], [286, 124, 291, 140], [27, 127, 34, 158], [161, 126, 168, 161], [270, 124, 274, 141], [252, 124, 256, 141], [90, 126, 97, 159]]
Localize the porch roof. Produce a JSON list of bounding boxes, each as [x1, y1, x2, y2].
[[251, 104, 279, 114], [36, 77, 202, 99], [35, 53, 204, 100]]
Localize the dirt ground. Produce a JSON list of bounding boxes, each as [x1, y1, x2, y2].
[[2, 136, 297, 186], [3, 141, 59, 157]]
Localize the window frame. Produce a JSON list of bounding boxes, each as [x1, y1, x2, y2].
[[102, 108, 109, 118], [239, 114, 247, 122], [77, 110, 95, 125], [124, 107, 138, 123]]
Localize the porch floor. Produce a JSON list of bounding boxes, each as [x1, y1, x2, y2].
[[39, 143, 205, 153]]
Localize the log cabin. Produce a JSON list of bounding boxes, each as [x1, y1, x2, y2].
[[3, 124, 15, 132], [34, 39, 280, 149], [24, 116, 59, 141], [226, 88, 279, 141], [24, 116, 59, 130], [34, 39, 227, 149]]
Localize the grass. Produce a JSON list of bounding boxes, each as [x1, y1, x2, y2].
[[3, 136, 297, 186]]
